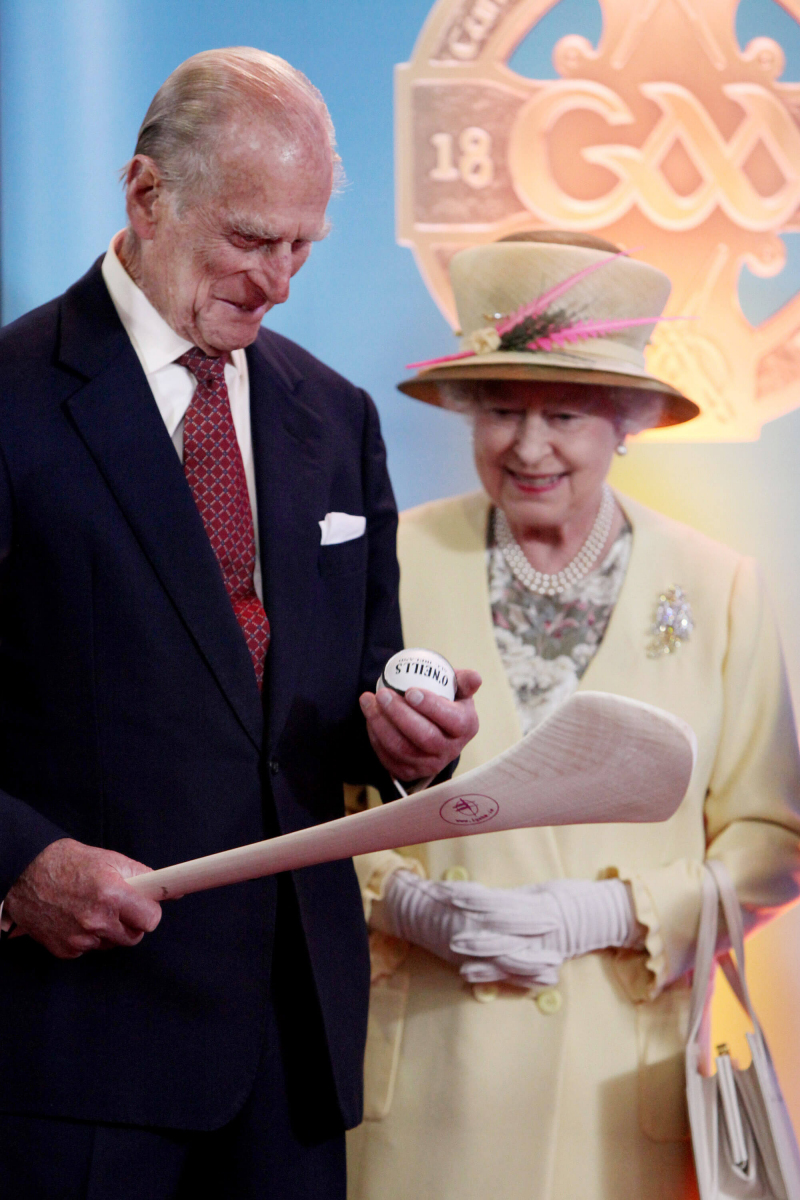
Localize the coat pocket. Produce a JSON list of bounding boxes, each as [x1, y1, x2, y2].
[[636, 982, 692, 1142], [362, 972, 410, 1121], [318, 536, 367, 578]]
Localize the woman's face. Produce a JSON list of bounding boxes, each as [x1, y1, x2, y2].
[[472, 381, 619, 536]]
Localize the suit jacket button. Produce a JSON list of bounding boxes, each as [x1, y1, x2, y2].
[[443, 865, 470, 882], [269, 759, 279, 775], [535, 988, 563, 1015]]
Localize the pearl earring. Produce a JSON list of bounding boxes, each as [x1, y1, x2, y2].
[[616, 442, 628, 456]]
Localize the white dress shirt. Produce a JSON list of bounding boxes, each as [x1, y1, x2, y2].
[[101, 234, 262, 601]]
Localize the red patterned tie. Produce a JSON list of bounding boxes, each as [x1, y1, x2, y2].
[[179, 347, 270, 690]]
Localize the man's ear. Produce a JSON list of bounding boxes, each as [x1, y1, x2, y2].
[[125, 155, 166, 241]]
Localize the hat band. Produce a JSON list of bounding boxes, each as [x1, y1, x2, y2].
[[408, 250, 689, 373], [460, 334, 646, 370], [415, 347, 657, 382]]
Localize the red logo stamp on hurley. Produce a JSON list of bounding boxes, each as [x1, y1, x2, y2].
[[439, 793, 500, 826]]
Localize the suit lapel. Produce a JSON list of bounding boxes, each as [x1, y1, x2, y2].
[[59, 263, 263, 749], [576, 496, 646, 699], [247, 334, 327, 750]]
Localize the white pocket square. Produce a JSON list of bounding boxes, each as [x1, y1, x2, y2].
[[319, 512, 366, 546]]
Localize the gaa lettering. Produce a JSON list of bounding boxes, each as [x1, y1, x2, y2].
[[509, 80, 800, 232], [437, 0, 515, 61]]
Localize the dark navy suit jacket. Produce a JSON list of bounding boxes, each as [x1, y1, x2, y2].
[[0, 260, 402, 1130]]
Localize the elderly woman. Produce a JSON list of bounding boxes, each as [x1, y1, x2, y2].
[[347, 233, 800, 1200]]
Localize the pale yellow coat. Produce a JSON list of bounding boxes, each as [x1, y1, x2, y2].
[[346, 490, 800, 1200]]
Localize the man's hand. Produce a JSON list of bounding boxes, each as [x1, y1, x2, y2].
[[4, 838, 162, 959], [359, 668, 481, 783]]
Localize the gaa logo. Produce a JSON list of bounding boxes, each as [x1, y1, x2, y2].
[[439, 793, 500, 826], [396, 0, 800, 440]]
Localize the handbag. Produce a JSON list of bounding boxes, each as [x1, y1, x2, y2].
[[686, 859, 800, 1200]]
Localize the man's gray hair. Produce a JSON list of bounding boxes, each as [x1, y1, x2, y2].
[[129, 47, 341, 200]]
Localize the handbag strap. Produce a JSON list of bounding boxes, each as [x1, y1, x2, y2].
[[706, 859, 766, 1048], [688, 865, 721, 1047]]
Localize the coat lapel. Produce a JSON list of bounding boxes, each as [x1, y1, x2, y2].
[[247, 334, 327, 751], [576, 494, 648, 699], [59, 262, 263, 749], [577, 493, 696, 707]]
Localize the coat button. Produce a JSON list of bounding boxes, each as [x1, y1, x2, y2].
[[269, 759, 279, 776], [472, 983, 499, 1003], [443, 866, 470, 882], [535, 988, 563, 1015]]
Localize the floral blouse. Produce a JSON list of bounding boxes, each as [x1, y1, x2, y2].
[[488, 514, 632, 735]]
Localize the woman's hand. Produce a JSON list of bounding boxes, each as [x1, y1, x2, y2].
[[373, 871, 642, 990], [452, 878, 643, 987], [360, 668, 481, 783]]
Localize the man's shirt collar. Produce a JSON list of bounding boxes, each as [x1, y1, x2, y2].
[[101, 233, 247, 440], [101, 233, 194, 375]]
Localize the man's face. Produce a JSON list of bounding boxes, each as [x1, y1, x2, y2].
[[142, 115, 333, 355]]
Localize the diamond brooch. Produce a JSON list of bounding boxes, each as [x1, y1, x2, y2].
[[648, 586, 694, 658]]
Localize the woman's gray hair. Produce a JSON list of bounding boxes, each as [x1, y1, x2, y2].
[[126, 47, 342, 203], [438, 379, 664, 435]]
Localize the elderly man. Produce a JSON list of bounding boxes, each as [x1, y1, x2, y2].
[[0, 48, 478, 1200]]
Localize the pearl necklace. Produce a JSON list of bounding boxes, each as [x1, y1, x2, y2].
[[493, 484, 615, 597]]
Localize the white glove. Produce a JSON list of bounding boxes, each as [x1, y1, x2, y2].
[[452, 878, 642, 987], [371, 870, 557, 967], [375, 871, 641, 989]]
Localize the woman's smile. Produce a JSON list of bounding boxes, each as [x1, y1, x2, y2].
[[506, 470, 567, 494]]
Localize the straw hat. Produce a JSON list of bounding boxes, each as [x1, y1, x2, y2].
[[398, 232, 699, 428]]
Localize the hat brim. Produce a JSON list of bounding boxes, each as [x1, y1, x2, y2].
[[397, 362, 699, 429]]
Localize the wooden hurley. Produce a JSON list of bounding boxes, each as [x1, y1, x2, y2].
[[129, 691, 695, 903]]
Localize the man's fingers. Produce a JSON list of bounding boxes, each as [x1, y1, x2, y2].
[[106, 857, 162, 934], [41, 928, 103, 959], [77, 872, 161, 940], [378, 686, 476, 747], [74, 916, 146, 953], [54, 910, 149, 958], [65, 888, 157, 951], [368, 702, 439, 760], [362, 693, 438, 762], [365, 713, 448, 779], [50, 943, 87, 961], [405, 682, 480, 741], [364, 688, 474, 778], [455, 669, 482, 700], [70, 933, 104, 954], [116, 886, 162, 935], [362, 667, 481, 782], [96, 925, 146, 950], [110, 855, 155, 882]]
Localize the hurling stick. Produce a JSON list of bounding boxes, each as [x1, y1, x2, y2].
[[129, 692, 695, 903]]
